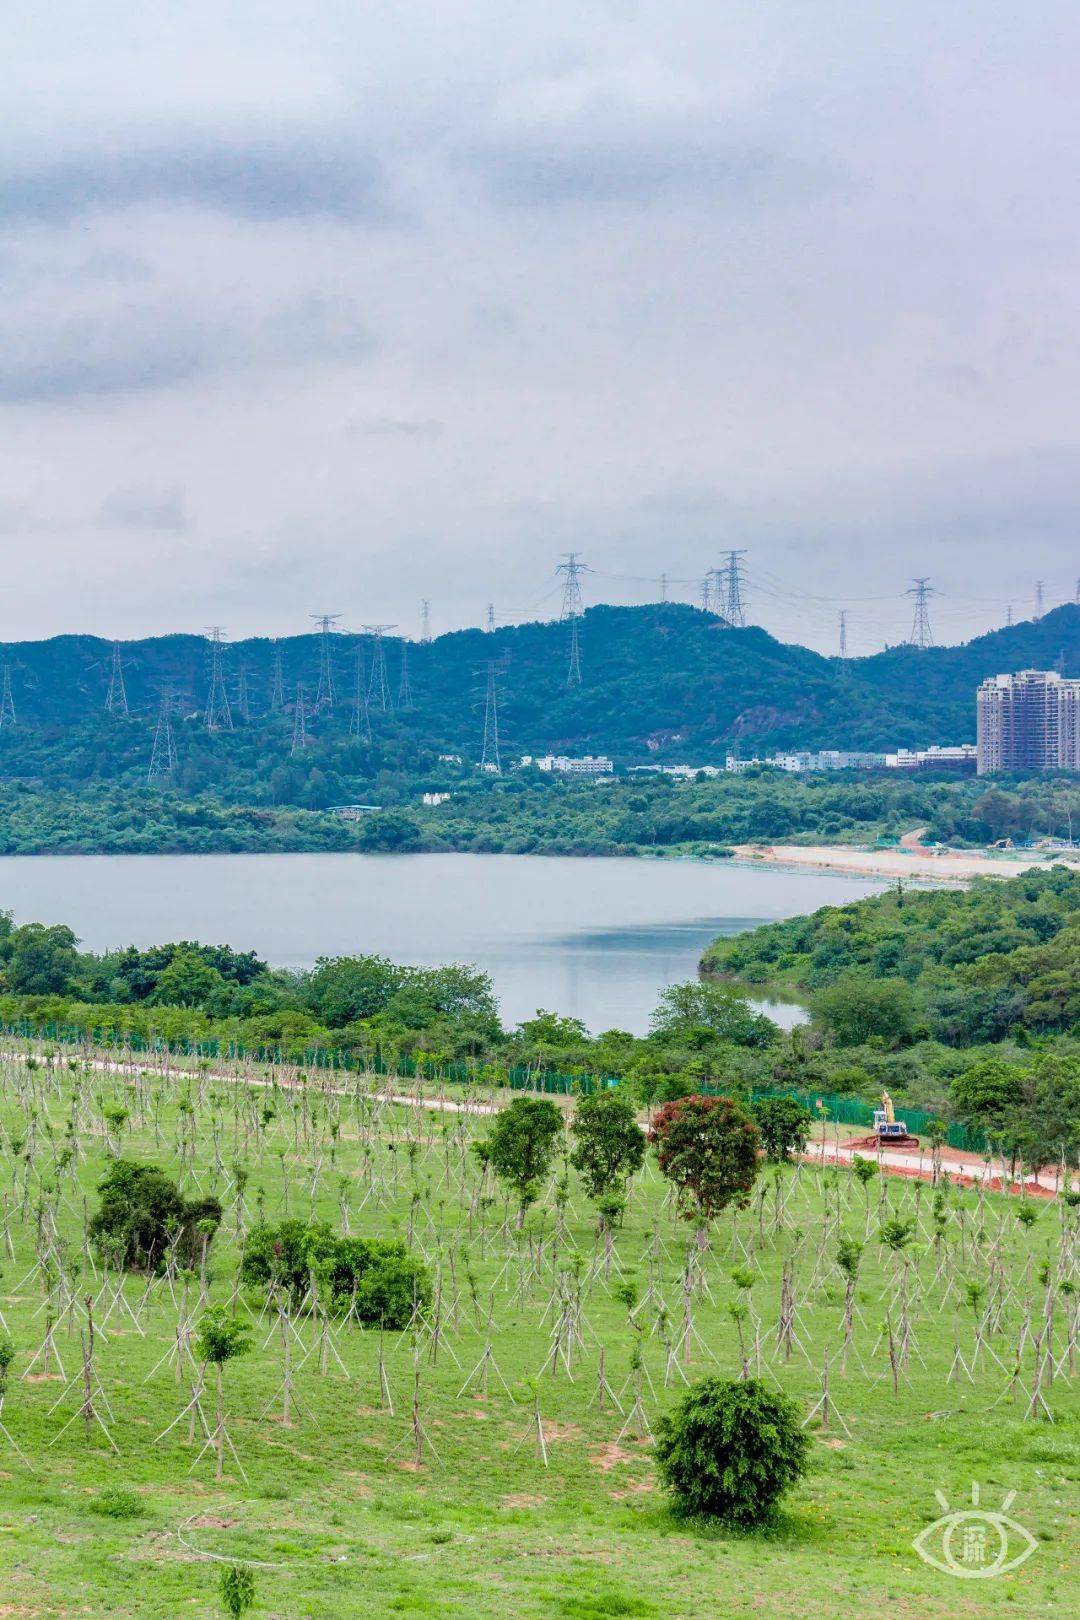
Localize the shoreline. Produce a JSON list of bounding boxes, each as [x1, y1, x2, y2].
[[730, 841, 1080, 882]]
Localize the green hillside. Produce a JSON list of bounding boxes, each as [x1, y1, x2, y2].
[[0, 603, 1077, 805]]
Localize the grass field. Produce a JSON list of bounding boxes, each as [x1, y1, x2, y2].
[[0, 1045, 1076, 1618]]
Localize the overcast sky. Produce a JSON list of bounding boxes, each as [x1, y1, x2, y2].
[[4, 2, 1079, 654]]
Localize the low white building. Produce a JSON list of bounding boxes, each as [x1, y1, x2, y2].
[[522, 754, 613, 776]]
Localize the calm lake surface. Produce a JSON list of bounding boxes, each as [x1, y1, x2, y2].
[[0, 853, 884, 1035]]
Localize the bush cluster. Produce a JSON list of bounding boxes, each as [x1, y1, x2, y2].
[[240, 1219, 430, 1328]]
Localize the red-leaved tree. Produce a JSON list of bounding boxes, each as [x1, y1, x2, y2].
[[649, 1094, 761, 1227]]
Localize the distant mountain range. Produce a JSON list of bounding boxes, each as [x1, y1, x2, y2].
[[1, 603, 1078, 790]]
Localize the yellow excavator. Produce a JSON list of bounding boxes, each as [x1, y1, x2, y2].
[[871, 1090, 919, 1147]]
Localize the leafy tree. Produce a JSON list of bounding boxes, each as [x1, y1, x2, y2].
[[147, 948, 227, 1009], [89, 1160, 221, 1274], [5, 923, 79, 995], [811, 978, 915, 1047], [649, 1094, 761, 1225], [195, 1305, 252, 1482], [481, 1096, 564, 1224], [302, 955, 401, 1026], [1022, 1052, 1080, 1170], [649, 981, 776, 1049], [655, 1376, 809, 1524], [749, 1095, 812, 1162], [569, 1088, 645, 1202], [950, 1058, 1026, 1128]]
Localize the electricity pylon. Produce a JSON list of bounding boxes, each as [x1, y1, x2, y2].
[[311, 614, 342, 710], [290, 682, 310, 754], [363, 626, 395, 712], [0, 666, 15, 730], [147, 687, 177, 782], [905, 579, 936, 648], [557, 552, 587, 620], [397, 641, 413, 710], [269, 643, 285, 710], [480, 660, 502, 773], [204, 628, 233, 731], [567, 618, 582, 686], [420, 600, 432, 644], [557, 553, 587, 684], [105, 641, 128, 715], [716, 550, 747, 628], [351, 644, 372, 742]]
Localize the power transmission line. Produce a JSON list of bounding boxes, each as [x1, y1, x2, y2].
[[235, 666, 252, 723], [567, 617, 582, 687], [105, 641, 128, 716], [351, 643, 372, 742], [0, 666, 14, 730], [290, 682, 310, 755], [716, 550, 748, 628], [311, 614, 342, 710], [397, 640, 413, 710], [905, 579, 936, 648], [480, 660, 502, 773], [147, 686, 177, 782], [363, 625, 394, 712], [556, 554, 587, 683], [556, 552, 588, 620], [204, 628, 233, 731], [269, 643, 285, 711]]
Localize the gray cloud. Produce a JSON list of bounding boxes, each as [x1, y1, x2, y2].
[[350, 416, 446, 439], [98, 483, 190, 532], [0, 135, 388, 225], [0, 289, 373, 402], [2, 2, 1080, 648]]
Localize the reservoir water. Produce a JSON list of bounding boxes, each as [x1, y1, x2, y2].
[[0, 852, 884, 1035]]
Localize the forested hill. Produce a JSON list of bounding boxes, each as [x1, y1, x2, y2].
[[0, 602, 1078, 783]]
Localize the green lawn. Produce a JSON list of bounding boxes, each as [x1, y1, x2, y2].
[[0, 1047, 1076, 1618]]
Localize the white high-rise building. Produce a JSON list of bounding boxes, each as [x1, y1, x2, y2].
[[976, 670, 1080, 774]]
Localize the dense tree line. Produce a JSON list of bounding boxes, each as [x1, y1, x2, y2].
[[0, 877, 1078, 1165], [0, 769, 1078, 858]]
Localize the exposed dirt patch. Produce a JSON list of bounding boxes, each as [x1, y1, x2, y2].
[[187, 1515, 237, 1530], [541, 1421, 582, 1443], [590, 1442, 634, 1471], [609, 1476, 656, 1499], [500, 1493, 547, 1510]]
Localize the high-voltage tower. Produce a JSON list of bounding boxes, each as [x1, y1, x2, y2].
[[105, 641, 129, 715], [480, 659, 502, 773], [905, 579, 936, 648], [204, 627, 233, 731], [147, 686, 177, 781], [557, 552, 588, 685], [311, 614, 342, 709]]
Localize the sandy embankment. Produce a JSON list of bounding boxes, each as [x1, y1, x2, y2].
[[732, 841, 1080, 882]]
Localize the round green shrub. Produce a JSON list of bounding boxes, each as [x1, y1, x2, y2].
[[654, 1376, 809, 1525]]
